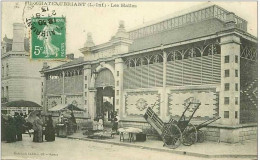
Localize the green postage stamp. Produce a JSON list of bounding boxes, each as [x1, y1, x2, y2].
[[31, 17, 66, 59]]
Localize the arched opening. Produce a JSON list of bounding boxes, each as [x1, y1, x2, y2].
[[94, 69, 115, 121]]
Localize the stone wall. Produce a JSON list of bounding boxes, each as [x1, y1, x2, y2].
[[124, 91, 161, 117], [168, 89, 219, 120], [47, 95, 84, 111], [2, 55, 42, 104], [119, 120, 257, 143], [238, 126, 257, 142]]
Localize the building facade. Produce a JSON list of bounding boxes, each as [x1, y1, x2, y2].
[[1, 23, 66, 114], [42, 5, 257, 143], [1, 23, 43, 106]]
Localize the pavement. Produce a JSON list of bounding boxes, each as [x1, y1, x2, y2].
[[67, 131, 257, 159], [3, 134, 252, 160]]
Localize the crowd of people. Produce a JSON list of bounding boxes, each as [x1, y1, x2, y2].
[[1, 110, 120, 143], [1, 112, 26, 143], [32, 114, 56, 142], [1, 112, 67, 143]]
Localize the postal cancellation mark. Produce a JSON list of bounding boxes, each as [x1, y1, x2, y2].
[[31, 17, 66, 59]]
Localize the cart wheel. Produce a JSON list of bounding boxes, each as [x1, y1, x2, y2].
[[197, 130, 205, 143], [162, 124, 182, 149], [182, 123, 197, 146]]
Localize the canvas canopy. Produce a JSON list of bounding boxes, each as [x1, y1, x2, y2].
[[48, 104, 84, 112], [4, 100, 42, 108]]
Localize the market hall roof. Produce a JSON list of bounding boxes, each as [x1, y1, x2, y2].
[[43, 4, 256, 73], [127, 5, 248, 51], [48, 57, 84, 70]]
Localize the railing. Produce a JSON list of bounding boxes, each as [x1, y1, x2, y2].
[[234, 15, 248, 31], [129, 5, 247, 40]]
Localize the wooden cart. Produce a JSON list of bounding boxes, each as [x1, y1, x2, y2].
[[144, 98, 220, 148]]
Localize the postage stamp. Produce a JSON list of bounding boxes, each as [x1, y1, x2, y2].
[[31, 17, 66, 59]]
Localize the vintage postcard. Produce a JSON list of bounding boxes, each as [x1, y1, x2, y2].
[[1, 1, 258, 160]]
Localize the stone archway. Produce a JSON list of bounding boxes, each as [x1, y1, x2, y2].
[[89, 63, 116, 120], [90, 63, 115, 89]]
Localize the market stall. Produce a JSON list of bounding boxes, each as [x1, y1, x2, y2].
[[48, 104, 84, 137]]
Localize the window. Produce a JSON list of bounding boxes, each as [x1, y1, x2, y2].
[[224, 55, 229, 63], [117, 71, 119, 76], [41, 82, 43, 86], [224, 83, 230, 91], [85, 100, 87, 105], [85, 76, 87, 80], [224, 69, 229, 77], [235, 83, 238, 91], [6, 86, 8, 98], [235, 55, 238, 63], [6, 63, 8, 76], [235, 97, 238, 105], [116, 99, 119, 105], [235, 70, 238, 77], [1, 87, 4, 98], [235, 111, 238, 119], [117, 81, 119, 86], [224, 97, 229, 105], [224, 111, 229, 118], [2, 65, 4, 77], [85, 92, 87, 97], [116, 90, 119, 95], [85, 84, 87, 88]]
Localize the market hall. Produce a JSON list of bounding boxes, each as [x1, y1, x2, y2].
[[41, 4, 257, 143]]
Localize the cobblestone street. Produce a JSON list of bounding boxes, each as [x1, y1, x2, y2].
[[1, 134, 257, 160]]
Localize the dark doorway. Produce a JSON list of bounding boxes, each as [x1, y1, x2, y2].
[[96, 86, 115, 121]]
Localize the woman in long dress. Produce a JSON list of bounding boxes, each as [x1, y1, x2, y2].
[[33, 114, 43, 142], [45, 115, 55, 142]]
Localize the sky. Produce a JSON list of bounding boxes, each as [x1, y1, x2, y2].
[[1, 1, 257, 58]]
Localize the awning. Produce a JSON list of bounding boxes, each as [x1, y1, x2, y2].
[[48, 104, 84, 112], [3, 100, 42, 108], [48, 104, 67, 111]]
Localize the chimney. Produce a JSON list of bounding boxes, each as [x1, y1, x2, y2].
[[66, 53, 74, 60], [12, 23, 25, 51], [42, 62, 50, 70]]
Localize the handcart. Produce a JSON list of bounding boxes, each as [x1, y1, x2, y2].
[[144, 98, 201, 149], [182, 116, 221, 146]]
